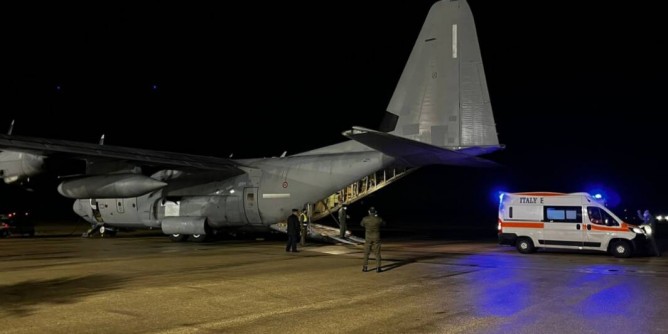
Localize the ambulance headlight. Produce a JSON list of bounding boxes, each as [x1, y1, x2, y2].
[[631, 227, 644, 234], [642, 225, 653, 236]]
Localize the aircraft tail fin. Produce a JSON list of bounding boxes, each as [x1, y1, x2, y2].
[[386, 0, 500, 149]]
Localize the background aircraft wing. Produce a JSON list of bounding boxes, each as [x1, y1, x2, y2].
[[0, 133, 244, 172]]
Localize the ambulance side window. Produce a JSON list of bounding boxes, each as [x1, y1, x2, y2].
[[544, 206, 582, 223], [587, 207, 603, 225], [588, 207, 619, 226], [602, 211, 619, 226]]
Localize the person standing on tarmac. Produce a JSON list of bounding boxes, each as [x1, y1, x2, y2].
[[361, 206, 385, 272], [286, 209, 300, 252], [299, 208, 308, 246], [638, 209, 661, 256], [338, 205, 350, 238]]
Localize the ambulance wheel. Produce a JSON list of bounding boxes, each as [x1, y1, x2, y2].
[[516, 237, 535, 254], [610, 240, 632, 258]]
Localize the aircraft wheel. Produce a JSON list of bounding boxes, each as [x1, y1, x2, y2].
[[189, 234, 207, 242], [169, 234, 188, 242], [100, 226, 117, 237]]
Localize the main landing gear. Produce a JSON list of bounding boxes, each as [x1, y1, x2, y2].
[[82, 223, 117, 237]]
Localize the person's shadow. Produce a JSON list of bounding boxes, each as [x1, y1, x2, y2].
[[377, 255, 441, 272]]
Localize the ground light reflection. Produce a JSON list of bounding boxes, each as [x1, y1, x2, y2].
[[451, 254, 661, 333], [452, 254, 538, 317]]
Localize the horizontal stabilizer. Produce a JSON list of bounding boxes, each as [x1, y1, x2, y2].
[[456, 145, 506, 157], [343, 126, 502, 168]]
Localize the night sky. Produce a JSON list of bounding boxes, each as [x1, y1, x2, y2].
[[1, 1, 667, 227]]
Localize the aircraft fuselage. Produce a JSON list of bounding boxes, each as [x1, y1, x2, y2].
[[73, 150, 390, 234]]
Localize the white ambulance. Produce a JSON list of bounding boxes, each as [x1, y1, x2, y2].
[[498, 192, 652, 257]]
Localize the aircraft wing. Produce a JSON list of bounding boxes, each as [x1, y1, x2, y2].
[[0, 133, 244, 172], [343, 126, 502, 168]]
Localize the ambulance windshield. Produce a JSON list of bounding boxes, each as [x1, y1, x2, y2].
[[587, 207, 619, 226]]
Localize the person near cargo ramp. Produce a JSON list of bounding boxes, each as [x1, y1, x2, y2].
[[286, 209, 301, 253], [361, 206, 386, 272], [637, 209, 661, 256]]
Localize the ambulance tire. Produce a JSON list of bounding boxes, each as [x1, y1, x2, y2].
[[516, 237, 535, 254], [610, 240, 632, 258]]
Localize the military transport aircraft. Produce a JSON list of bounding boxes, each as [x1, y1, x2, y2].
[[0, 0, 502, 242]]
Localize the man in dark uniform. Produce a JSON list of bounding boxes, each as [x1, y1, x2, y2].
[[361, 206, 385, 272], [638, 209, 661, 256], [286, 209, 300, 252]]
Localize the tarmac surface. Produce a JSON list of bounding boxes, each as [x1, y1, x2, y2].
[[2, 221, 668, 333]]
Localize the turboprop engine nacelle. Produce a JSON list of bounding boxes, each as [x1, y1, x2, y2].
[[58, 173, 167, 199], [0, 151, 45, 184]]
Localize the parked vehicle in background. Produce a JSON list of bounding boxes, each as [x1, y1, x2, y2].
[[0, 210, 35, 237]]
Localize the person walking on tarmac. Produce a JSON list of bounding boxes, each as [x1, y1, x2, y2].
[[361, 206, 385, 272], [338, 205, 350, 238], [286, 209, 300, 252], [638, 209, 661, 256]]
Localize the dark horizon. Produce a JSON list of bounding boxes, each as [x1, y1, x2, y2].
[[2, 1, 667, 224]]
